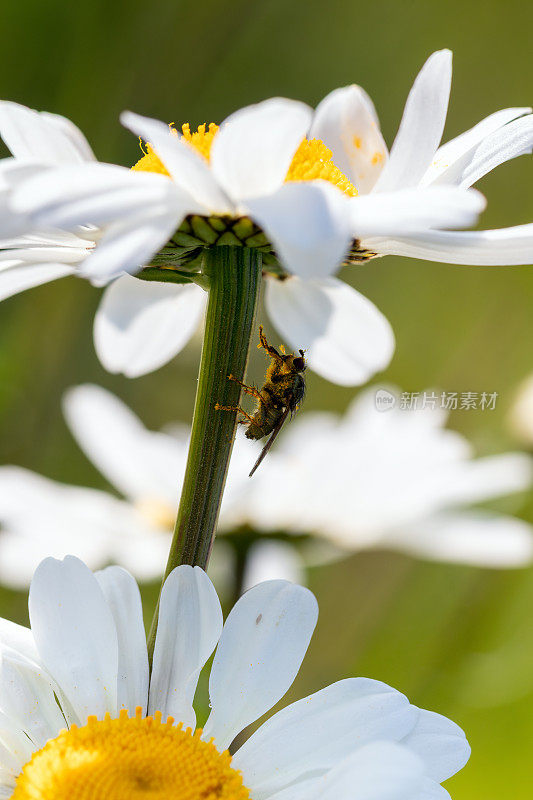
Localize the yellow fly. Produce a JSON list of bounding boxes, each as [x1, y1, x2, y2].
[[215, 326, 306, 476]]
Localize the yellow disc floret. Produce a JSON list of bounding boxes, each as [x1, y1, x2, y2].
[[132, 123, 357, 196], [132, 142, 171, 177], [181, 122, 219, 161], [132, 123, 219, 175], [285, 138, 358, 196], [13, 708, 250, 800]]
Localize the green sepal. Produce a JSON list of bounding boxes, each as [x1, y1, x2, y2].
[[232, 217, 256, 240], [190, 215, 219, 244], [172, 231, 205, 247], [216, 230, 243, 246], [137, 267, 196, 284], [207, 215, 227, 233], [244, 231, 270, 248]]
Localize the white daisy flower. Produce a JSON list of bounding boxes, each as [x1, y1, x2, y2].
[[0, 555, 470, 799], [0, 384, 257, 587], [0, 383, 531, 589], [0, 102, 207, 378], [2, 48, 528, 382], [236, 387, 533, 569]]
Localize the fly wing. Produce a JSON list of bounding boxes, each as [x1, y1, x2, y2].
[[289, 375, 306, 416], [248, 404, 291, 477]]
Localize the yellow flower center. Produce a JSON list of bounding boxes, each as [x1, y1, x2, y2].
[[132, 122, 357, 196], [285, 138, 357, 196], [13, 708, 250, 800], [182, 122, 219, 161]]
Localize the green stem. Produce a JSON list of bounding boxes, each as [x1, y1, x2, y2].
[[147, 246, 262, 664]]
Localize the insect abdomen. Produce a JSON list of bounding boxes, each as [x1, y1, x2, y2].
[[244, 403, 279, 440]]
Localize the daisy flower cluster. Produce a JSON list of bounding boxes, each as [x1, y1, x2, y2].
[[0, 384, 530, 589], [0, 49, 532, 383], [0, 44, 530, 800]]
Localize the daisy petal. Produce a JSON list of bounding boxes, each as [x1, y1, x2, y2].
[[0, 102, 93, 164], [0, 466, 143, 583], [0, 651, 67, 748], [374, 50, 452, 192], [352, 187, 486, 237], [246, 181, 352, 279], [0, 620, 37, 663], [121, 111, 232, 214], [393, 511, 533, 567], [149, 566, 222, 727], [111, 535, 173, 583], [457, 114, 533, 188], [0, 157, 36, 181], [0, 709, 35, 773], [0, 242, 88, 264], [0, 226, 92, 250], [414, 780, 452, 800], [93, 274, 206, 378], [309, 85, 388, 193], [265, 777, 320, 800], [28, 556, 119, 722], [202, 581, 318, 751], [242, 541, 305, 591], [422, 107, 532, 185], [78, 207, 185, 284], [368, 224, 533, 265], [0, 263, 74, 301], [211, 98, 312, 202], [63, 383, 186, 503], [95, 567, 149, 715], [429, 452, 533, 507], [233, 678, 417, 797], [40, 111, 96, 162], [316, 741, 424, 800], [401, 708, 470, 783], [12, 163, 174, 229], [265, 276, 395, 386], [0, 162, 54, 237]]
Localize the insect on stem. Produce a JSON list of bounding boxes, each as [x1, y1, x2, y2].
[[216, 326, 307, 476]]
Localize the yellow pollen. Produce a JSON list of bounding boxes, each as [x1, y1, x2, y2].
[[353, 136, 362, 149], [132, 123, 219, 174], [371, 151, 384, 165], [13, 708, 250, 800], [132, 141, 171, 177], [285, 138, 358, 196], [181, 122, 219, 162], [132, 123, 357, 197]]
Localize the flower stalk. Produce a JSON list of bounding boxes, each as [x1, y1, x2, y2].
[[147, 245, 262, 663]]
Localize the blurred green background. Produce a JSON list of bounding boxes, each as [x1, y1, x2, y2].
[[1, 0, 533, 796]]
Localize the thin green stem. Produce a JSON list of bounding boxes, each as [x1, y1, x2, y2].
[[147, 246, 262, 664]]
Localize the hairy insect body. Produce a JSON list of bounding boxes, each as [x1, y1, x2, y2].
[[215, 326, 306, 475], [245, 358, 306, 440], [244, 397, 280, 440]]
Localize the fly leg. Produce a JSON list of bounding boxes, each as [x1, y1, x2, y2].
[[227, 374, 267, 405], [258, 325, 284, 363], [214, 403, 257, 426]]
